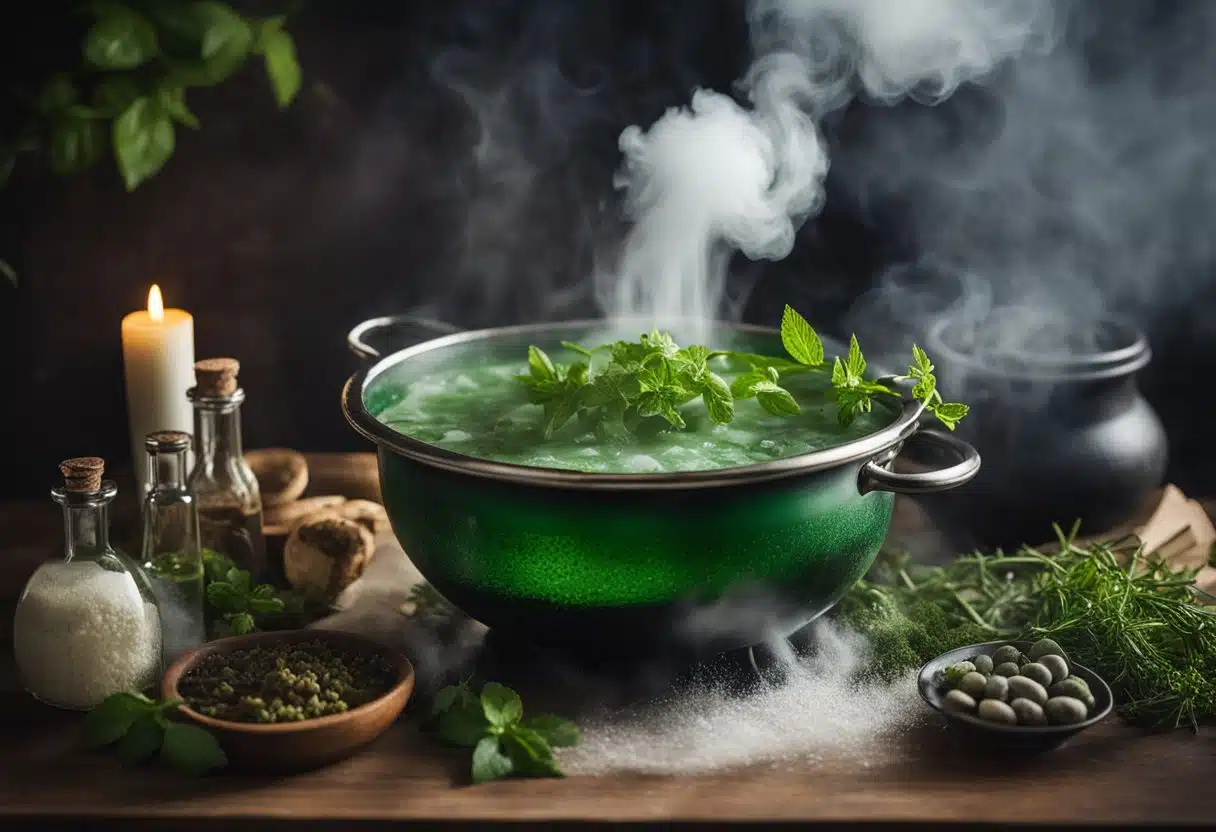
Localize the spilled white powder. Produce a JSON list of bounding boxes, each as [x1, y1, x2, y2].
[[562, 622, 925, 776], [13, 561, 162, 710]]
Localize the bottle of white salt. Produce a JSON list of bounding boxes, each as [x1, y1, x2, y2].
[[13, 457, 163, 710]]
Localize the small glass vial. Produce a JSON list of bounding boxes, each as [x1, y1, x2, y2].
[[141, 431, 206, 663], [187, 357, 268, 581], [13, 458, 162, 710]]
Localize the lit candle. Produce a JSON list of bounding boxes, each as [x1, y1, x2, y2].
[[122, 285, 196, 491]]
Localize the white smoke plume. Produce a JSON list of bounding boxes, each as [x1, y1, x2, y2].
[[603, 0, 1058, 337]]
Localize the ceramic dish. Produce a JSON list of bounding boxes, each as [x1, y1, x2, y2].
[[918, 640, 1113, 752], [162, 628, 414, 772]]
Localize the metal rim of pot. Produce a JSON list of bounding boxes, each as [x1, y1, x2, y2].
[[926, 314, 1152, 384], [341, 315, 982, 494]]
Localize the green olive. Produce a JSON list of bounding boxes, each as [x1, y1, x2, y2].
[[992, 645, 1022, 666], [994, 662, 1021, 678], [971, 654, 994, 675], [1045, 696, 1089, 725], [1010, 698, 1047, 726], [959, 671, 988, 698], [1029, 638, 1065, 661], [983, 674, 1009, 702], [1007, 675, 1049, 706], [1038, 654, 1069, 684], [1019, 662, 1054, 688], [977, 699, 1018, 725], [1049, 678, 1096, 710], [943, 689, 977, 713]]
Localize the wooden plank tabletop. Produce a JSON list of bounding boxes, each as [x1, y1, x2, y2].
[[1, 453, 1213, 827]]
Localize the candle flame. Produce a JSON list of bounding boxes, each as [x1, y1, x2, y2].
[[148, 285, 164, 322]]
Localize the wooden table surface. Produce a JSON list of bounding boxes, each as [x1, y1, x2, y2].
[[1, 453, 1213, 828]]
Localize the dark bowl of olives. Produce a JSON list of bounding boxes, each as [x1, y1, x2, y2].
[[163, 628, 415, 772], [917, 639, 1113, 753]]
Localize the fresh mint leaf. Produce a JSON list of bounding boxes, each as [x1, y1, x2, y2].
[[845, 334, 866, 379], [433, 683, 476, 716], [501, 726, 563, 778], [0, 259, 15, 288], [84, 5, 159, 70], [167, 2, 254, 87], [480, 682, 523, 728], [199, 2, 251, 61], [642, 329, 679, 358], [248, 595, 284, 614], [931, 401, 970, 431], [226, 612, 256, 635], [225, 568, 251, 595], [157, 84, 200, 129], [730, 368, 769, 399], [205, 581, 244, 613], [84, 691, 152, 748], [437, 699, 491, 747], [112, 96, 174, 190], [831, 357, 847, 387], [699, 371, 734, 424], [114, 713, 164, 765], [471, 735, 513, 784], [528, 346, 557, 382], [780, 305, 824, 367], [910, 344, 934, 378], [524, 715, 581, 748], [560, 340, 593, 358], [160, 721, 228, 776], [49, 117, 105, 176], [753, 381, 801, 417], [258, 22, 301, 108]]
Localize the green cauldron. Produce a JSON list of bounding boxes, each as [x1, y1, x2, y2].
[[341, 317, 980, 660]]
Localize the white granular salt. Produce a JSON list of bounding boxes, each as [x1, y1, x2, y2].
[[561, 622, 926, 776], [13, 561, 162, 710]]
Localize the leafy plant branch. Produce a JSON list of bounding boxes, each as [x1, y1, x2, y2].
[[1, 1, 304, 285], [517, 304, 970, 441]]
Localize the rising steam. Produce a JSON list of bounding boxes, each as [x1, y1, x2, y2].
[[604, 0, 1057, 335]]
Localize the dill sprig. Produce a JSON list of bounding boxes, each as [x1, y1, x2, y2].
[[843, 523, 1216, 731]]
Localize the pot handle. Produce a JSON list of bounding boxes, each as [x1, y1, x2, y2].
[[858, 429, 981, 495], [347, 315, 465, 361]]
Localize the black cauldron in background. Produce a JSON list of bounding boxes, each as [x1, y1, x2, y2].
[[913, 314, 1168, 552]]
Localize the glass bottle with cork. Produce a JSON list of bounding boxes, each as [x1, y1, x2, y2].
[[141, 431, 206, 663], [188, 358, 267, 581], [12, 458, 163, 710]]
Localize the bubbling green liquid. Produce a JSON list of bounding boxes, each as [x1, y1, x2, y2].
[[368, 359, 895, 474]]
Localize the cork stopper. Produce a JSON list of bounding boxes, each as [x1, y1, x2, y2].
[[60, 457, 104, 493], [194, 357, 240, 397], [145, 430, 192, 453]]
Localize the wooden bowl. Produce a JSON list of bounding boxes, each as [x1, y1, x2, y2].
[[917, 641, 1113, 753], [162, 629, 414, 773]]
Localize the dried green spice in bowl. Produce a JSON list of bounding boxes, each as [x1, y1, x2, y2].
[[162, 629, 415, 772], [178, 638, 396, 723]]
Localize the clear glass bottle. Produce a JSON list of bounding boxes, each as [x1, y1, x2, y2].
[[187, 358, 267, 581], [13, 458, 162, 710], [141, 431, 206, 663]]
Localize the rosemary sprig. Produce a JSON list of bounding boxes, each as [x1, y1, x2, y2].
[[844, 523, 1216, 731], [516, 305, 969, 441]]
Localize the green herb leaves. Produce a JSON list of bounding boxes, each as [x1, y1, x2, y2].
[[84, 5, 160, 70], [431, 681, 581, 785], [84, 692, 227, 776], [2, 2, 303, 201], [780, 304, 824, 368], [205, 567, 284, 635], [517, 304, 969, 439]]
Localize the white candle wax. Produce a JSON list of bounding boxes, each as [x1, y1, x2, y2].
[[121, 285, 196, 491]]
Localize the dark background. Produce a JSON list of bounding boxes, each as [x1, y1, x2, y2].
[[1, 0, 1211, 500]]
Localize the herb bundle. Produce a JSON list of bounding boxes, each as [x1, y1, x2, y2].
[[517, 305, 968, 441], [430, 681, 581, 784], [835, 524, 1216, 731], [84, 692, 227, 776], [201, 549, 329, 635]]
